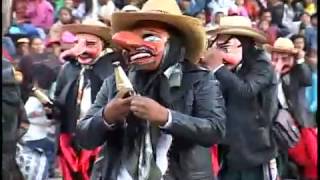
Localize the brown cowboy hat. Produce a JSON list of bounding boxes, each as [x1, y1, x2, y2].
[[264, 38, 299, 54], [111, 0, 206, 63], [212, 16, 267, 43], [61, 19, 112, 44]]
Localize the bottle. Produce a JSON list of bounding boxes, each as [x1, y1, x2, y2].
[[32, 87, 53, 105], [113, 61, 135, 98]]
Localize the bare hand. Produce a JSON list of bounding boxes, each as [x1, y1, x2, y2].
[[103, 96, 132, 124], [296, 49, 305, 60], [201, 47, 224, 70], [130, 96, 168, 126], [70, 38, 86, 57]]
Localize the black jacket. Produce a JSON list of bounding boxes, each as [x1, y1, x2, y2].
[[76, 61, 226, 180], [215, 49, 278, 170], [54, 52, 123, 133], [281, 62, 314, 127], [2, 59, 25, 180]]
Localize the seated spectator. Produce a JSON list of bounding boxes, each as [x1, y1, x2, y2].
[[30, 37, 46, 55], [13, 0, 30, 24], [26, 0, 54, 32], [49, 7, 76, 40], [16, 38, 31, 62]]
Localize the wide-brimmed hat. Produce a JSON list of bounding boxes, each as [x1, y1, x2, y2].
[[213, 16, 267, 43], [62, 19, 112, 44], [205, 25, 220, 37], [264, 37, 299, 54], [111, 0, 206, 63]]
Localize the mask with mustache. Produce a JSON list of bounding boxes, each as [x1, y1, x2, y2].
[[112, 22, 171, 72], [70, 34, 104, 65]]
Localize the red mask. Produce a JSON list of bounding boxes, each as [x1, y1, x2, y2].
[[74, 33, 104, 65], [210, 35, 243, 70], [112, 22, 169, 71], [271, 52, 295, 75]]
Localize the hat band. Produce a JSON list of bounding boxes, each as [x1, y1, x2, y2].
[[145, 10, 170, 14]]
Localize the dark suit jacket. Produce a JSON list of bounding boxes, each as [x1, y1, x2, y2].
[[281, 62, 314, 127], [54, 52, 123, 133], [76, 61, 226, 180], [215, 49, 278, 170]]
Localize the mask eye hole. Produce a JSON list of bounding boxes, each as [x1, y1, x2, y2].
[[142, 33, 161, 42]]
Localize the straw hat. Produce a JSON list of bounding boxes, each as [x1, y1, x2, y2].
[[264, 38, 298, 54], [111, 0, 206, 63], [61, 19, 112, 44], [205, 25, 220, 37], [213, 16, 267, 43]]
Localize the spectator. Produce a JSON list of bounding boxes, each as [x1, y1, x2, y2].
[[30, 37, 46, 55], [244, 0, 261, 21], [208, 0, 237, 16], [2, 36, 17, 59], [232, 0, 249, 16], [282, 0, 304, 32], [195, 10, 207, 26], [16, 38, 31, 61], [26, 0, 54, 32], [291, 34, 306, 51], [83, 0, 116, 20], [213, 11, 225, 25], [260, 8, 272, 23], [268, 0, 284, 27], [54, 0, 65, 15], [13, 0, 30, 24], [49, 7, 76, 40], [177, 0, 211, 17], [98, 1, 117, 26], [304, 13, 317, 51], [16, 63, 58, 180], [258, 19, 277, 44], [305, 49, 317, 114]]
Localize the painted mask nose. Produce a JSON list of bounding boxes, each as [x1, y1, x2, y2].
[[112, 31, 144, 49]]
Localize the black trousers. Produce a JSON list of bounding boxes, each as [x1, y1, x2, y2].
[[2, 153, 24, 180]]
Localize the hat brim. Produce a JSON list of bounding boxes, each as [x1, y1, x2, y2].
[[215, 26, 267, 43], [46, 40, 60, 47], [264, 44, 299, 54], [61, 24, 112, 44], [111, 12, 206, 63]]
